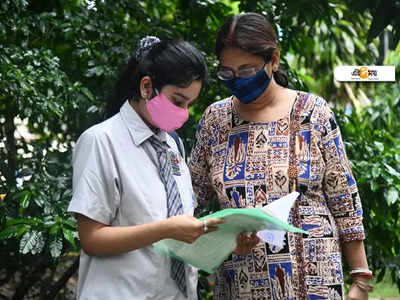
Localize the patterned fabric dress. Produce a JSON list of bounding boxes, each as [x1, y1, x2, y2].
[[189, 92, 365, 300]]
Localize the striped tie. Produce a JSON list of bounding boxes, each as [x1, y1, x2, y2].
[[149, 136, 187, 297]]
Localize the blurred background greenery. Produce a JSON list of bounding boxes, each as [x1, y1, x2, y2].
[[0, 0, 399, 299]]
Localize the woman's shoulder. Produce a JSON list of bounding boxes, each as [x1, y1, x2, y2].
[[205, 97, 232, 114], [200, 97, 233, 122], [295, 91, 332, 124]]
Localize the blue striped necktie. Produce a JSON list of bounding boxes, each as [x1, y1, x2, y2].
[[149, 136, 187, 297]]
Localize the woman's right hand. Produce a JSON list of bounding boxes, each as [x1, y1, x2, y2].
[[233, 232, 260, 255], [166, 215, 225, 243]]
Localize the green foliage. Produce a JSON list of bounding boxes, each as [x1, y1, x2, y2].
[[350, 0, 400, 45], [0, 0, 93, 298], [336, 45, 400, 289], [370, 273, 400, 298]]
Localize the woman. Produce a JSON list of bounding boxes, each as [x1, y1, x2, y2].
[[68, 36, 224, 300], [189, 13, 372, 300]]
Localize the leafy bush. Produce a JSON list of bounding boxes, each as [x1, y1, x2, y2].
[[337, 77, 400, 288]]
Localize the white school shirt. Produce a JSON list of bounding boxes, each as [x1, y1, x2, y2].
[[68, 101, 198, 300]]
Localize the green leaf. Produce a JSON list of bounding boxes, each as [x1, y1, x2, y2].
[[377, 268, 386, 283], [81, 87, 94, 101], [0, 225, 26, 239], [49, 224, 61, 235], [49, 234, 63, 258], [85, 66, 104, 77], [374, 141, 384, 152], [20, 191, 31, 209], [61, 219, 77, 230], [384, 163, 400, 179], [370, 180, 379, 192], [342, 32, 355, 54], [372, 165, 381, 178], [386, 187, 399, 205], [62, 228, 76, 248], [7, 218, 37, 226], [19, 230, 45, 255]]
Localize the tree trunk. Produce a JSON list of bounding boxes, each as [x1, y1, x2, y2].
[[11, 258, 47, 300], [4, 104, 17, 187], [42, 257, 79, 299]]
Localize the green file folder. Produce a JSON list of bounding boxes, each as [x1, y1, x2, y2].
[[153, 207, 308, 273]]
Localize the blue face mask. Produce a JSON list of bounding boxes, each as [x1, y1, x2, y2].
[[223, 67, 271, 104]]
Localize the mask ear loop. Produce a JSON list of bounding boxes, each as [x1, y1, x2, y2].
[[261, 61, 272, 78], [146, 88, 159, 103]]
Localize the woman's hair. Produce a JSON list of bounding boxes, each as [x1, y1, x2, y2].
[[106, 38, 208, 118], [216, 12, 288, 88]]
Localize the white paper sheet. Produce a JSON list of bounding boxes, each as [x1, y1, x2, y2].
[[257, 192, 299, 247]]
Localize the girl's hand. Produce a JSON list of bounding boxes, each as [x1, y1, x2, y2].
[[233, 232, 260, 255], [167, 215, 225, 243]]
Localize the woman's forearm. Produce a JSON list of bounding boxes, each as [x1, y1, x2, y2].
[[342, 240, 369, 269]]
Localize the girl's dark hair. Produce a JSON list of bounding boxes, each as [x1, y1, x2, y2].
[[216, 12, 288, 88], [106, 39, 208, 118]]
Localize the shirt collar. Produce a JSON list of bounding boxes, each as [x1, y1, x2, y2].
[[119, 100, 167, 146]]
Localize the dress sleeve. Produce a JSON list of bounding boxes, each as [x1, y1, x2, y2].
[[318, 101, 365, 242], [188, 107, 214, 210], [68, 129, 120, 225]]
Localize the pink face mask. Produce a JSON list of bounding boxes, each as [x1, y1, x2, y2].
[[145, 91, 189, 132]]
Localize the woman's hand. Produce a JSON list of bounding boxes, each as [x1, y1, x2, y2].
[[233, 232, 260, 255], [166, 215, 225, 243], [347, 282, 369, 300], [342, 241, 372, 300], [347, 276, 372, 300]]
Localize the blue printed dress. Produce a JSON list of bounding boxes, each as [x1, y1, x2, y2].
[[189, 92, 365, 300]]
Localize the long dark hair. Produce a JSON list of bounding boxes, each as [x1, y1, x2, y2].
[[216, 13, 288, 87], [106, 39, 208, 118]]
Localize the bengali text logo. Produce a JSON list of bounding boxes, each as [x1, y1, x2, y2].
[[334, 66, 395, 82]]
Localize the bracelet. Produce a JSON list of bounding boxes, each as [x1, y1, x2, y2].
[[353, 279, 374, 293], [351, 272, 373, 279], [349, 268, 373, 278]]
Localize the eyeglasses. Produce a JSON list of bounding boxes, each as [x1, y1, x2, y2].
[[217, 62, 267, 81]]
